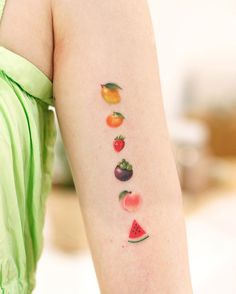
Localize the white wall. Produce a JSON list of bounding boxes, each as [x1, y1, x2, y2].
[[148, 0, 236, 117]]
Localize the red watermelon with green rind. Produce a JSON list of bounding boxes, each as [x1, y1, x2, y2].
[[128, 219, 149, 243]]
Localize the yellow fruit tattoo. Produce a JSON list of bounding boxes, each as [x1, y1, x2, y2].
[[101, 83, 122, 104]]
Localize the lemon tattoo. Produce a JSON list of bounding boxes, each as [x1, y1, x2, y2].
[[101, 83, 122, 104]]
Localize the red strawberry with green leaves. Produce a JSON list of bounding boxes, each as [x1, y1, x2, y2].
[[113, 135, 125, 152]]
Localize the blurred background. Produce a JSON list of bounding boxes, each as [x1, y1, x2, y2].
[[34, 0, 236, 293]]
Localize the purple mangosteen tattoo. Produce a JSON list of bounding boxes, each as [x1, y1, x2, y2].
[[114, 159, 133, 181]]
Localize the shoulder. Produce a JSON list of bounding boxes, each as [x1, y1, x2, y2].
[[1, 0, 51, 22], [0, 0, 53, 47], [0, 0, 53, 79]]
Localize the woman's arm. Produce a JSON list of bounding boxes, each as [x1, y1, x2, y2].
[[52, 0, 193, 293]]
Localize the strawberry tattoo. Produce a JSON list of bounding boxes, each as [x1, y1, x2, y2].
[[113, 135, 125, 152]]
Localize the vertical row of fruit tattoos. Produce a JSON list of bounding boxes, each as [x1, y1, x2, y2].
[[101, 83, 149, 243]]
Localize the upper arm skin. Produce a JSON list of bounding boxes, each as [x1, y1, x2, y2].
[[52, 1, 193, 293]]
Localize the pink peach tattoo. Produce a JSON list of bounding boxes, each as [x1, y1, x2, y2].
[[119, 191, 142, 212]]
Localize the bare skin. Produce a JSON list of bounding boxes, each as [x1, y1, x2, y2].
[[0, 0, 193, 293], [0, 0, 53, 81]]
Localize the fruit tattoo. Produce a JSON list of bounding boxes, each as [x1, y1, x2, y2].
[[119, 191, 142, 212], [128, 219, 149, 243], [114, 159, 133, 181], [101, 82, 149, 243], [101, 83, 122, 104], [106, 112, 125, 128], [113, 135, 125, 152]]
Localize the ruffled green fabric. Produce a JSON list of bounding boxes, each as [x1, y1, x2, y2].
[[0, 46, 54, 106], [0, 43, 57, 294]]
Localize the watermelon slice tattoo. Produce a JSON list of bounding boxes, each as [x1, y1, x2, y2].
[[128, 219, 149, 243]]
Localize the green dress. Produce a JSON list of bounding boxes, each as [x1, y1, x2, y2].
[[0, 1, 57, 293]]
